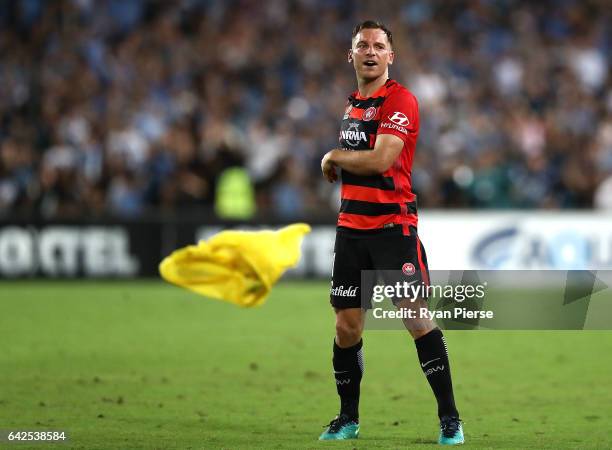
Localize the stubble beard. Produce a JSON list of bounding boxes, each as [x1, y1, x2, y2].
[[356, 67, 387, 85]]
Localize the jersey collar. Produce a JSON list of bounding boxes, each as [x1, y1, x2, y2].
[[353, 78, 394, 100]]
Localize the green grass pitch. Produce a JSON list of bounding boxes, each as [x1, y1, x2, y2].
[[1, 281, 611, 449]]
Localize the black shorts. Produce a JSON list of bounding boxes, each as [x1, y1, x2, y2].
[[330, 229, 430, 309]]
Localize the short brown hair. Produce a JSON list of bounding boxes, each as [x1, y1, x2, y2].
[[352, 20, 393, 48]]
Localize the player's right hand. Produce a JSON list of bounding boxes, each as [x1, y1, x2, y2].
[[321, 152, 338, 183]]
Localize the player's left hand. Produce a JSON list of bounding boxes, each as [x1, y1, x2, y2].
[[321, 152, 338, 183]]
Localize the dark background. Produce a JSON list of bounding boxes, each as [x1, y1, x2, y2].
[[1, 0, 610, 222]]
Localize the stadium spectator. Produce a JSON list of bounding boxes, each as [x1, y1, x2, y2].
[[0, 0, 609, 218]]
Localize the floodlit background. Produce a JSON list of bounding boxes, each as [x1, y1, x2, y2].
[[1, 0, 611, 218], [1, 1, 611, 449]]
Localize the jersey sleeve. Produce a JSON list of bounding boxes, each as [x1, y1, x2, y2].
[[377, 89, 419, 146]]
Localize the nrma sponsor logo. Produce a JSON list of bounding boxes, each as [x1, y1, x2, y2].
[[472, 227, 612, 270], [340, 130, 367, 141], [340, 123, 367, 147]]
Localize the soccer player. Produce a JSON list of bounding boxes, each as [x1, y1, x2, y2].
[[318, 21, 464, 445]]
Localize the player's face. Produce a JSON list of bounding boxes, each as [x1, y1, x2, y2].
[[349, 28, 394, 82]]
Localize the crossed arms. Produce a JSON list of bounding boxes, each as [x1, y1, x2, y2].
[[321, 133, 404, 182]]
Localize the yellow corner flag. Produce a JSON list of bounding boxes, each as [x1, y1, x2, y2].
[[159, 223, 311, 307]]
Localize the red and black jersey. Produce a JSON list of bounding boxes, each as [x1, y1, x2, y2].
[[337, 79, 419, 236]]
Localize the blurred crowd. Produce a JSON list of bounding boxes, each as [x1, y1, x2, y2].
[[0, 0, 611, 220]]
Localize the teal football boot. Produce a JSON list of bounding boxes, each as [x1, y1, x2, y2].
[[319, 414, 359, 440], [438, 416, 464, 445]]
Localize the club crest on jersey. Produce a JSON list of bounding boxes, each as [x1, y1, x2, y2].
[[362, 106, 377, 121], [402, 262, 416, 276], [341, 122, 367, 147]]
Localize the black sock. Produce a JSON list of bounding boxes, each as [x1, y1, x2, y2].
[[414, 328, 459, 419], [333, 339, 363, 420]]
